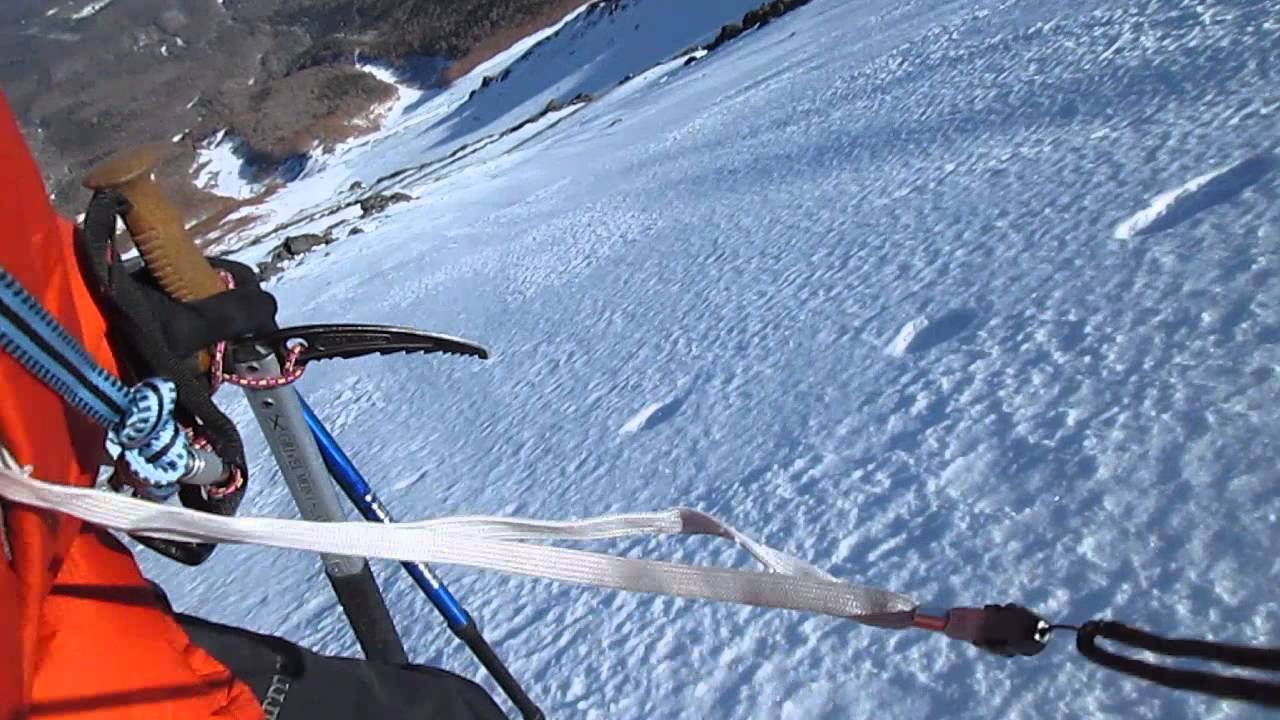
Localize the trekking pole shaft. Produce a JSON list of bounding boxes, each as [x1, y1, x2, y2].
[[455, 621, 546, 720], [302, 396, 468, 625], [300, 396, 544, 720]]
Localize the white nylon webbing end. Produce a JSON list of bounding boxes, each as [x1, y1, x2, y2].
[[0, 461, 917, 622]]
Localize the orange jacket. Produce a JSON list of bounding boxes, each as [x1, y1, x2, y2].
[[0, 91, 262, 720]]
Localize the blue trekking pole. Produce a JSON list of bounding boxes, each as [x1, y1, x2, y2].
[[300, 394, 545, 720]]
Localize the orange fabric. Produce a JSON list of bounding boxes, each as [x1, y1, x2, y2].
[[0, 91, 263, 720]]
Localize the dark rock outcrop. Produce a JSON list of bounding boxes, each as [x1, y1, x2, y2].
[[699, 0, 814, 57], [284, 233, 328, 255], [257, 231, 336, 280], [358, 192, 413, 217]]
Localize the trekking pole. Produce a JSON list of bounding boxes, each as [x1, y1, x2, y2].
[[301, 395, 545, 720], [83, 146, 409, 665]]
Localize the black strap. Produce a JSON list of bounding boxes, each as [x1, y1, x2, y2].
[[1077, 620, 1280, 708], [77, 191, 266, 565]]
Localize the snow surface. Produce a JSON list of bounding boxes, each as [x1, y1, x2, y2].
[[143, 0, 1278, 718], [191, 130, 262, 200]]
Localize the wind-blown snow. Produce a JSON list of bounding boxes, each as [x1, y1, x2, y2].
[[145, 1, 1278, 719], [887, 318, 929, 357], [70, 0, 114, 20], [1115, 151, 1277, 239]]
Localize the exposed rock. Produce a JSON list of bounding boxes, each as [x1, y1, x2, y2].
[[284, 233, 328, 255], [348, 227, 365, 236], [479, 72, 506, 90], [708, 22, 743, 51], [544, 97, 565, 113], [348, 180, 367, 192], [256, 261, 278, 281], [701, 0, 814, 57], [255, 230, 336, 280], [256, 244, 294, 280], [358, 191, 413, 217]]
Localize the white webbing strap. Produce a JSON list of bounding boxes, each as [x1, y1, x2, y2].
[[0, 461, 917, 625], [0, 445, 11, 561]]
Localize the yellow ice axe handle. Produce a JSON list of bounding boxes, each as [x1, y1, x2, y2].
[[82, 144, 226, 302]]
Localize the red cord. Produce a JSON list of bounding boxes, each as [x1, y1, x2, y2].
[[209, 270, 306, 392]]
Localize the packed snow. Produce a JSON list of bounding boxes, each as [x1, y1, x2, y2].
[[140, 0, 1278, 718]]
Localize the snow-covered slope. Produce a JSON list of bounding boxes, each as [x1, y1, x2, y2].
[[144, 1, 1278, 718], [201, 0, 770, 252], [435, 0, 768, 145]]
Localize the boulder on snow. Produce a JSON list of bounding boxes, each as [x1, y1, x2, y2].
[[358, 192, 413, 217], [256, 232, 335, 281], [256, 261, 277, 281], [256, 249, 292, 280], [284, 233, 329, 256]]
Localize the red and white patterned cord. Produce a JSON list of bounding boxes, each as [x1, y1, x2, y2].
[[208, 270, 307, 392]]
